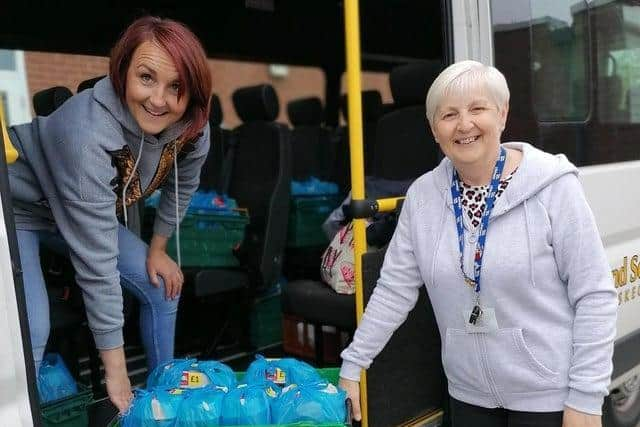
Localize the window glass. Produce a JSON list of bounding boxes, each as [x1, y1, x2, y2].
[[0, 50, 16, 71], [530, 0, 590, 122], [592, 1, 640, 123]]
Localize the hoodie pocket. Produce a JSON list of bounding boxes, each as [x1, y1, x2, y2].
[[486, 328, 559, 393], [442, 329, 491, 393]]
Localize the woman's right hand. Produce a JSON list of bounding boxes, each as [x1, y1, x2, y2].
[[339, 377, 362, 421], [100, 347, 133, 414]]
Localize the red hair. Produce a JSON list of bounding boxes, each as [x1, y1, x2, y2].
[[109, 16, 212, 143]]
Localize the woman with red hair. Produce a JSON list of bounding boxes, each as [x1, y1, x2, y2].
[[7, 16, 212, 412]]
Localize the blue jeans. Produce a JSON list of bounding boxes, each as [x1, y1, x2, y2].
[[16, 224, 179, 374]]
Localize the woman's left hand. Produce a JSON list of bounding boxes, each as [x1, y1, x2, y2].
[[147, 234, 183, 299], [562, 407, 602, 427]]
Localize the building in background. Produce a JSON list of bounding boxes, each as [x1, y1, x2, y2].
[[6, 50, 392, 128]]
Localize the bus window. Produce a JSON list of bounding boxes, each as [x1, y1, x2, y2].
[[530, 0, 590, 123], [492, 0, 640, 166], [592, 2, 640, 124]]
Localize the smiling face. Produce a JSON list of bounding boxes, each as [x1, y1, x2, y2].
[[125, 40, 190, 135], [431, 85, 508, 170]]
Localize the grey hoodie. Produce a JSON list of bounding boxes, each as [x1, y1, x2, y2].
[[340, 142, 617, 415], [8, 77, 210, 350]]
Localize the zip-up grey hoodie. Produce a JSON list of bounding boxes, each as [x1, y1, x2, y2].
[[7, 77, 210, 350], [340, 142, 617, 415]]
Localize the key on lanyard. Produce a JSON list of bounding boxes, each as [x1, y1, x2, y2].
[[469, 305, 482, 325]]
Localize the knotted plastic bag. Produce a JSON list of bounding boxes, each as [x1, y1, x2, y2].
[[146, 358, 196, 389], [174, 386, 226, 427], [220, 383, 271, 425], [245, 355, 321, 387], [37, 353, 78, 403], [183, 360, 237, 391], [122, 388, 186, 427], [271, 382, 347, 424]]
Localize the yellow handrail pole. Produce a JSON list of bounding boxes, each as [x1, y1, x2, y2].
[[376, 197, 405, 214], [344, 1, 369, 426], [0, 102, 18, 164]]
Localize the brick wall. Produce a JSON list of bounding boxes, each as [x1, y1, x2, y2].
[[24, 52, 392, 128]]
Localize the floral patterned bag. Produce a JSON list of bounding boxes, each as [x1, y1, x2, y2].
[[320, 222, 355, 294]]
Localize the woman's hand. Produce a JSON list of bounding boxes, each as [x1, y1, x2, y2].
[[147, 234, 183, 300], [563, 407, 602, 427], [100, 347, 133, 414], [339, 377, 362, 421]]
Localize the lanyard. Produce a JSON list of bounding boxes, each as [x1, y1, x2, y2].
[[450, 147, 507, 317]]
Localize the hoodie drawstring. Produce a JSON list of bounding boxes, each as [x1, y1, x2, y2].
[[173, 149, 181, 268], [122, 133, 145, 229], [430, 197, 448, 287], [523, 199, 537, 287]]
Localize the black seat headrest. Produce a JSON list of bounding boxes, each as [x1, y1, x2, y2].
[[390, 62, 443, 107], [77, 75, 105, 93], [287, 97, 323, 127], [32, 86, 73, 117], [381, 103, 396, 116], [209, 93, 223, 127], [232, 84, 280, 123], [340, 90, 383, 123]]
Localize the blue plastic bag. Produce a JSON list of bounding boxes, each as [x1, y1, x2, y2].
[[174, 386, 226, 427], [281, 358, 323, 386], [291, 177, 339, 196], [185, 360, 237, 391], [271, 382, 347, 424], [188, 191, 239, 215], [220, 383, 271, 425], [37, 353, 78, 403], [122, 388, 186, 427], [146, 358, 196, 389], [245, 355, 321, 387]]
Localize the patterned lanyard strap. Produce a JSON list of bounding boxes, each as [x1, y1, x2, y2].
[[450, 147, 507, 323]]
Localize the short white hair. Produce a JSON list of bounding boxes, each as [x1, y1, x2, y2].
[[425, 60, 510, 126]]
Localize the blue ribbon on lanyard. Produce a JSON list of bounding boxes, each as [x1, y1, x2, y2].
[[450, 147, 507, 323]]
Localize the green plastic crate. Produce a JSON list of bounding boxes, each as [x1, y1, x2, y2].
[[287, 195, 341, 248], [41, 383, 93, 427], [250, 291, 283, 348], [109, 367, 350, 427], [167, 210, 249, 267]]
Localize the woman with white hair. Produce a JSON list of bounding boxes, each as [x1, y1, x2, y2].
[[338, 60, 617, 426]]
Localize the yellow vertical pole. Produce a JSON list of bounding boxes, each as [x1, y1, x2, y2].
[[0, 102, 18, 164], [343, 1, 369, 426]]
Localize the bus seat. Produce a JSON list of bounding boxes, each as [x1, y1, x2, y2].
[[185, 84, 291, 356], [372, 61, 443, 180], [332, 90, 383, 192], [226, 84, 291, 292], [287, 96, 329, 181], [199, 94, 231, 193], [283, 97, 335, 281], [32, 86, 73, 117], [76, 75, 105, 93], [281, 63, 443, 364]]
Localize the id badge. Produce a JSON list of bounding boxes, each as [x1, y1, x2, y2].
[[462, 307, 499, 333]]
